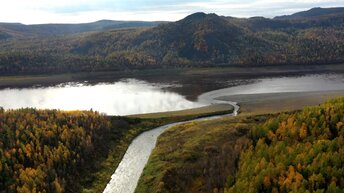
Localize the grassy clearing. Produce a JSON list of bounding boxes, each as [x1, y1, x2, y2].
[[0, 69, 181, 88], [180, 63, 344, 76], [0, 73, 75, 87], [129, 104, 233, 119], [135, 114, 272, 193], [1, 63, 344, 88], [218, 91, 344, 116]]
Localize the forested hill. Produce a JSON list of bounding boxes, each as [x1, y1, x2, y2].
[[0, 7, 344, 75], [0, 20, 163, 38], [274, 7, 344, 20]]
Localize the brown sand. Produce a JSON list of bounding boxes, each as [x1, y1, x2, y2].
[[217, 90, 344, 115]]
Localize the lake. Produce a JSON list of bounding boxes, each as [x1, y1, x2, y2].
[[0, 79, 204, 115], [0, 73, 343, 115]]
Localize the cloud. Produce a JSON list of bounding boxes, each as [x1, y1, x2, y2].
[[0, 0, 343, 24]]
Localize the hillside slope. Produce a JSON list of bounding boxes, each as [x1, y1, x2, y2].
[[275, 7, 344, 20], [0, 20, 162, 39], [0, 8, 344, 74]]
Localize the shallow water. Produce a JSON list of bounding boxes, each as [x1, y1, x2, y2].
[[0, 79, 203, 115], [198, 74, 344, 100], [1, 74, 343, 116]]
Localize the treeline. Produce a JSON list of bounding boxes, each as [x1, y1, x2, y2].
[[0, 52, 124, 74], [0, 108, 113, 192], [226, 98, 344, 193]]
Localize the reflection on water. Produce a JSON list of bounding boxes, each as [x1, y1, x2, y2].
[[0, 79, 203, 115], [0, 74, 343, 115]]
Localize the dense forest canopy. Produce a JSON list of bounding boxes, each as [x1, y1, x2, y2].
[[0, 20, 162, 38], [0, 7, 343, 75], [225, 98, 344, 193], [0, 109, 113, 192]]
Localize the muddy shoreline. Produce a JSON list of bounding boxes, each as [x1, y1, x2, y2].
[[217, 90, 344, 115], [1, 64, 343, 91]]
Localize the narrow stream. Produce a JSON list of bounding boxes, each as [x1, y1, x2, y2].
[[102, 96, 239, 193]]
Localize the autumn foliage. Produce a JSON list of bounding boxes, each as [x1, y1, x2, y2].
[[1, 11, 344, 75], [226, 98, 344, 193], [0, 108, 111, 192]]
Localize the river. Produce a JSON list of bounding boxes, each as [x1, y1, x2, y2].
[[0, 73, 343, 192], [102, 94, 239, 193]]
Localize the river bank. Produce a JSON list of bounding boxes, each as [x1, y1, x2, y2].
[[81, 104, 235, 193], [103, 102, 238, 193], [217, 90, 344, 115], [1, 64, 344, 90]]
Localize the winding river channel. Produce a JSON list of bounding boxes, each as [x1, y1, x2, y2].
[[103, 92, 239, 193]]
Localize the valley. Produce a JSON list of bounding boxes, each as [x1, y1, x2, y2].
[[0, 6, 344, 193]]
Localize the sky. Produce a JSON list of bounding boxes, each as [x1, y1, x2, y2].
[[0, 0, 343, 24]]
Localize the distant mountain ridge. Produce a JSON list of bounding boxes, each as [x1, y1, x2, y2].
[[274, 7, 344, 20], [0, 20, 164, 38], [0, 7, 343, 75]]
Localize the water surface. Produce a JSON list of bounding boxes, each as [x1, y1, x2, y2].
[[103, 101, 239, 193], [198, 74, 344, 100], [0, 79, 203, 115], [0, 74, 343, 116], [1, 73, 343, 192]]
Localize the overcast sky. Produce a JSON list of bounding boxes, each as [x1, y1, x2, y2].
[[1, 0, 343, 24]]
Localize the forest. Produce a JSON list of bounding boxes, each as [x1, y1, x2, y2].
[[0, 8, 344, 75], [226, 98, 344, 193], [0, 108, 113, 192]]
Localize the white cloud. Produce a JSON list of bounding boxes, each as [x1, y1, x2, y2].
[[0, 9, 189, 24], [0, 0, 343, 24]]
